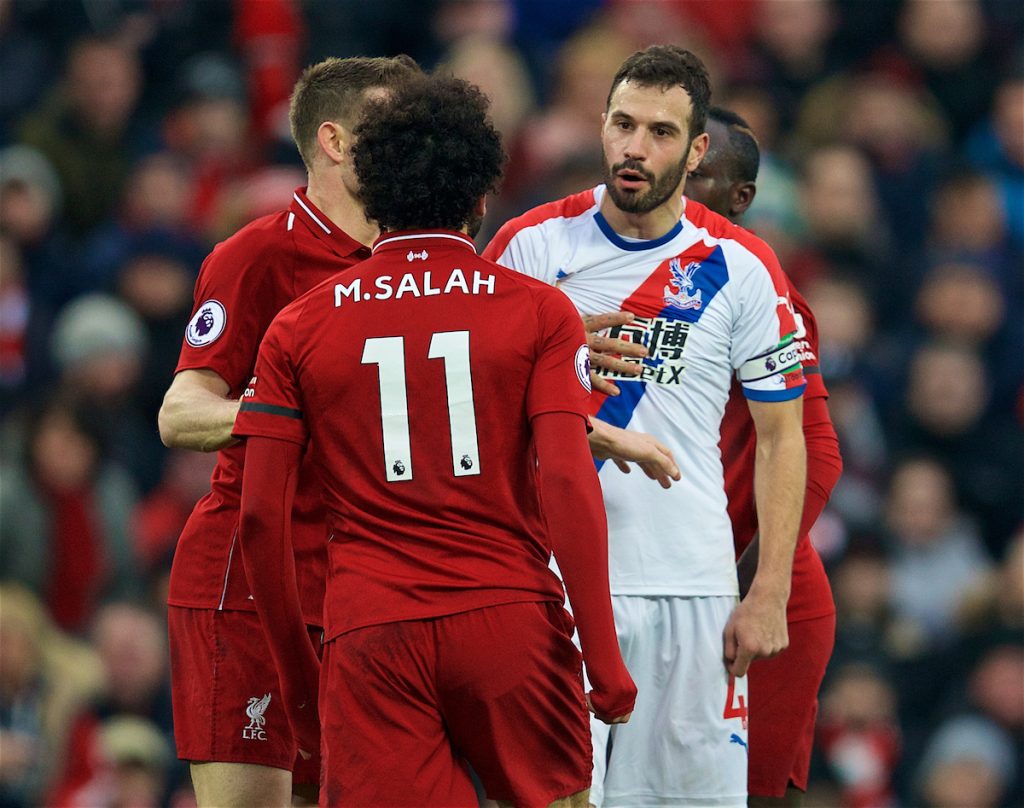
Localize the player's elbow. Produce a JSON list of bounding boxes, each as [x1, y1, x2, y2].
[[157, 401, 180, 449], [540, 461, 600, 520], [238, 505, 272, 555], [541, 465, 577, 497]]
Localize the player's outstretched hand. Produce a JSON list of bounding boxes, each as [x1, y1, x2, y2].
[[582, 311, 647, 397], [588, 418, 681, 489], [721, 592, 789, 677]]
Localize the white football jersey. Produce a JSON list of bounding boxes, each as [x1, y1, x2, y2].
[[485, 186, 805, 596]]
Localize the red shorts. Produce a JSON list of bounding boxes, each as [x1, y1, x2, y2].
[[319, 601, 591, 808], [167, 606, 322, 784], [747, 611, 835, 797]]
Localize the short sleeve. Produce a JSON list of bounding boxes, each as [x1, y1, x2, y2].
[[728, 246, 805, 403], [525, 286, 592, 422], [176, 236, 282, 390], [233, 313, 309, 446]]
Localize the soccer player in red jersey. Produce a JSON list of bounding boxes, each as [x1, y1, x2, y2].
[[234, 74, 636, 808], [156, 56, 420, 807], [688, 107, 842, 807]]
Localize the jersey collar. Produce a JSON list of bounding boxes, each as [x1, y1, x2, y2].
[[289, 187, 370, 258], [591, 184, 686, 251], [371, 230, 477, 256]]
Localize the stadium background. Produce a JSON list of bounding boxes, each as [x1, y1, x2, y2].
[[0, 0, 1020, 805]]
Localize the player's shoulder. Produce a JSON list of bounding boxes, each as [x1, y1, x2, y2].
[[204, 210, 295, 271], [787, 281, 820, 345], [683, 198, 782, 276], [787, 282, 814, 320], [274, 268, 338, 324], [487, 254, 578, 319], [486, 187, 598, 257]]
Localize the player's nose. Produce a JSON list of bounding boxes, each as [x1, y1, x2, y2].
[[623, 129, 648, 160]]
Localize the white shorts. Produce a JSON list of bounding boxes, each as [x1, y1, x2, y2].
[[589, 595, 748, 808]]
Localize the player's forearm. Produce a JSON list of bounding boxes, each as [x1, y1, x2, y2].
[[239, 439, 319, 706], [535, 413, 636, 719], [750, 414, 806, 604], [587, 417, 618, 460], [799, 396, 843, 538], [158, 382, 240, 451]]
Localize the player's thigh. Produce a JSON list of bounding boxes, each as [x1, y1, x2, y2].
[[748, 612, 835, 798], [319, 625, 477, 808], [438, 601, 592, 808], [190, 761, 291, 808], [167, 607, 321, 783], [599, 596, 747, 807]]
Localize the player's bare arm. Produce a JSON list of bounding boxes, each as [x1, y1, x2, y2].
[[588, 417, 681, 489], [157, 369, 240, 452], [723, 395, 805, 677], [238, 435, 320, 758], [534, 411, 637, 725], [581, 311, 647, 396]]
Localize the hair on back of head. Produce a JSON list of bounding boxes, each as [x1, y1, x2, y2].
[[607, 45, 712, 140], [352, 74, 505, 233], [288, 55, 421, 169], [708, 105, 760, 184]]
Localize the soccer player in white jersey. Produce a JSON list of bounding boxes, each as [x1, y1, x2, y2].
[[483, 45, 807, 808]]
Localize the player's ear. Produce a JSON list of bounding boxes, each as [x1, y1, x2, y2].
[[685, 132, 709, 173], [731, 181, 757, 218], [316, 121, 347, 166], [474, 195, 487, 219]]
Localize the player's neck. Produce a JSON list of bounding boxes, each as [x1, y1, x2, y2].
[[305, 176, 379, 247], [599, 186, 686, 241]]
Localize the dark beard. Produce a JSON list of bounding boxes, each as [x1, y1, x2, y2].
[[604, 156, 688, 214]]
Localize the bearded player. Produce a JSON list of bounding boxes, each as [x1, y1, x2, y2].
[[486, 46, 807, 807]]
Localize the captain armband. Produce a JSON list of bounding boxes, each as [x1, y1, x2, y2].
[[737, 336, 802, 385]]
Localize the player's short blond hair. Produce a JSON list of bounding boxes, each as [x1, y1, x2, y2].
[[288, 55, 420, 169]]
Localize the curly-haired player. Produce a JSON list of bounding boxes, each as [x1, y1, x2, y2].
[[235, 74, 636, 807]]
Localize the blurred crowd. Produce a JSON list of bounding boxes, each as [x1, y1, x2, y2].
[[0, 1, 1020, 806]]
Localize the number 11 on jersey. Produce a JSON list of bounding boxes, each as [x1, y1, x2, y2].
[[361, 331, 481, 482]]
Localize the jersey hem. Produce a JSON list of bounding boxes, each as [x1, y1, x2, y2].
[[166, 599, 325, 629], [608, 587, 740, 598], [323, 593, 562, 644], [602, 793, 746, 808]]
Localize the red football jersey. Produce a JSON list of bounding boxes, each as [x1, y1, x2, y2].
[[167, 188, 370, 623], [720, 283, 835, 621], [233, 230, 593, 642]]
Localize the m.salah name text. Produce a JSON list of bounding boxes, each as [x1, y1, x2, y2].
[[334, 269, 495, 307]]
